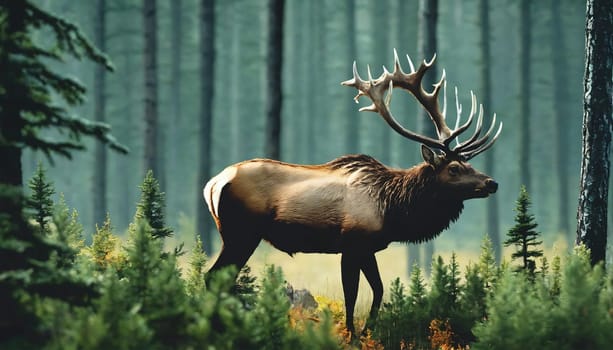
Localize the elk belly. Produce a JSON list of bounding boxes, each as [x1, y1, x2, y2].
[[262, 222, 343, 254]]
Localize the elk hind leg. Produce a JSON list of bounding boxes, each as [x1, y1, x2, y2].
[[208, 232, 260, 280], [360, 253, 383, 335]]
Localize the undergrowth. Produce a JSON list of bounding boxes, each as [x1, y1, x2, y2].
[[2, 167, 612, 350]]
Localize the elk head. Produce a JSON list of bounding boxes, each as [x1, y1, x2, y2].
[[341, 50, 501, 201]]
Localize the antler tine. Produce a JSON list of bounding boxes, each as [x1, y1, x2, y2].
[[431, 69, 450, 139], [441, 71, 447, 121], [393, 48, 406, 75], [453, 87, 462, 146], [406, 53, 415, 73], [445, 90, 476, 146], [460, 120, 503, 159], [457, 112, 500, 154], [450, 92, 483, 149]]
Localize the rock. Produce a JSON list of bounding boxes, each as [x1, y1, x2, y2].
[[286, 284, 318, 309]]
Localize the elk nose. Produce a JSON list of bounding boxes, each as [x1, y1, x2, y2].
[[485, 179, 498, 193]]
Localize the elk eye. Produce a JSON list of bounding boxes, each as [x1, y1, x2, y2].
[[448, 165, 460, 176]]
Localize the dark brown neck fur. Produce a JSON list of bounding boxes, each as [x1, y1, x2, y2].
[[327, 154, 464, 243]]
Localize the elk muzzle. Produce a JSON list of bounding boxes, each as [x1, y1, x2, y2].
[[475, 178, 498, 197]]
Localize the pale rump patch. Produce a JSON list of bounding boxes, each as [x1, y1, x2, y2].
[[203, 166, 237, 220]]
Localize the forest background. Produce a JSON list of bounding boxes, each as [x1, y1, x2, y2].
[[24, 0, 608, 299]]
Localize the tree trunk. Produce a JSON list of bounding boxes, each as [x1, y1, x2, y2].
[[169, 0, 182, 212], [0, 2, 26, 220], [345, 0, 358, 154], [519, 0, 531, 190], [551, 0, 571, 239], [479, 0, 500, 262], [143, 0, 158, 178], [265, 0, 284, 160], [374, 1, 390, 164], [576, 0, 612, 266], [415, 0, 438, 275], [196, 0, 215, 254], [93, 0, 107, 228]]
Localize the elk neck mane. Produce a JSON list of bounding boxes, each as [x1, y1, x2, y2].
[[326, 154, 465, 243]]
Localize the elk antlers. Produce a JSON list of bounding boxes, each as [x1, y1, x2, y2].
[[341, 49, 502, 161]]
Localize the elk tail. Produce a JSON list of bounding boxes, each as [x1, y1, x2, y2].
[[203, 166, 237, 231]]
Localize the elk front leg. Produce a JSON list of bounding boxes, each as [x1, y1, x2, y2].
[[360, 253, 383, 335], [341, 252, 360, 336]]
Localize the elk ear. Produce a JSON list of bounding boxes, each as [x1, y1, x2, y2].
[[421, 145, 441, 168]]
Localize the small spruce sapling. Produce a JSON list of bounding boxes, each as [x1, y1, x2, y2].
[[504, 186, 543, 277], [52, 194, 85, 253], [235, 265, 258, 309], [185, 235, 208, 296], [374, 278, 410, 350], [27, 162, 55, 235], [408, 264, 429, 347], [478, 235, 497, 292], [135, 170, 173, 239], [88, 214, 123, 272], [252, 265, 291, 349]]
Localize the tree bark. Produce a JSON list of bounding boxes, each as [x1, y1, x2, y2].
[[196, 0, 215, 254], [415, 0, 437, 275], [576, 0, 612, 265], [143, 0, 158, 178], [169, 0, 182, 211], [479, 0, 500, 262], [93, 0, 107, 228], [345, 0, 358, 154], [519, 0, 531, 190], [551, 0, 571, 239], [0, 2, 26, 220], [265, 0, 284, 160]]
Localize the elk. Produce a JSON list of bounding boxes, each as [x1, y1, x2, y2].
[[204, 50, 502, 335]]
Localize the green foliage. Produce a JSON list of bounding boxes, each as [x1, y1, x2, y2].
[[134, 170, 173, 239], [27, 162, 55, 235], [52, 193, 85, 253], [374, 277, 411, 349], [472, 249, 613, 350], [457, 263, 486, 344], [0, 169, 97, 347], [236, 264, 258, 309], [504, 186, 543, 276], [86, 214, 124, 272], [252, 265, 293, 349], [0, 0, 126, 159], [185, 235, 208, 296], [478, 235, 498, 292]]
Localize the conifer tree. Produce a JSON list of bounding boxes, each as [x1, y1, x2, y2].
[[124, 219, 191, 348], [135, 170, 173, 239], [408, 265, 427, 308], [88, 214, 122, 272], [185, 235, 208, 296], [550, 256, 562, 297], [457, 263, 487, 344], [428, 256, 453, 318], [27, 162, 55, 235], [235, 265, 258, 309], [252, 265, 292, 349], [505, 186, 543, 276], [408, 264, 429, 346], [478, 235, 497, 292], [374, 278, 410, 349], [52, 194, 85, 253]]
